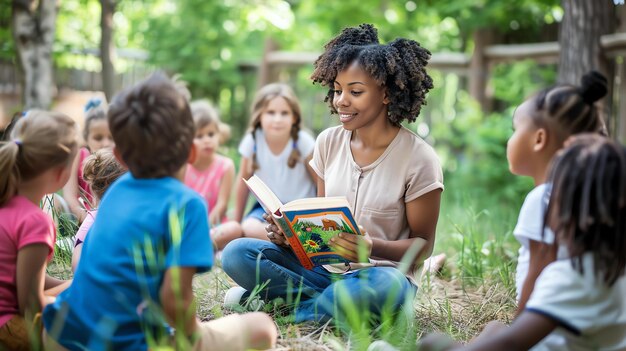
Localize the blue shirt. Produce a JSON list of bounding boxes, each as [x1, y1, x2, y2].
[[43, 173, 213, 350]]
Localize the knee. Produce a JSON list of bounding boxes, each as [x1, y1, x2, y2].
[[221, 238, 253, 275], [242, 312, 277, 350]]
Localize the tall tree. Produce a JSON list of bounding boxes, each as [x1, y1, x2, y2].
[[100, 0, 116, 101], [558, 0, 616, 84], [12, 0, 57, 109]]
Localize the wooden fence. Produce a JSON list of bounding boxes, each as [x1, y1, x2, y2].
[[256, 33, 626, 142]]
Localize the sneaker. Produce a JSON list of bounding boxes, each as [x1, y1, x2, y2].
[[367, 340, 399, 351], [224, 286, 265, 311]]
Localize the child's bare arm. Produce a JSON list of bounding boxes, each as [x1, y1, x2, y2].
[[233, 157, 253, 222], [210, 161, 235, 225], [304, 153, 317, 183], [62, 152, 86, 222], [16, 244, 48, 316], [517, 240, 556, 315], [370, 189, 442, 264], [420, 312, 557, 351], [160, 267, 199, 338]]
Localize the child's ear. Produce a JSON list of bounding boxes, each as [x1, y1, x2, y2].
[[383, 88, 390, 105], [112, 147, 128, 168], [533, 128, 548, 152], [187, 144, 197, 164]]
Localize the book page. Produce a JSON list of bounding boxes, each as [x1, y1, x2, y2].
[[243, 175, 283, 214], [282, 196, 352, 212]]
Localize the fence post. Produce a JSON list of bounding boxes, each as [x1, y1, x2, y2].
[[469, 28, 496, 112], [258, 38, 279, 89]]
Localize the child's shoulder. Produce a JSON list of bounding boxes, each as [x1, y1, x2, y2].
[[522, 183, 551, 207]]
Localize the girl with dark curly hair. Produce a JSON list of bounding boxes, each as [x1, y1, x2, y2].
[[222, 24, 443, 323]]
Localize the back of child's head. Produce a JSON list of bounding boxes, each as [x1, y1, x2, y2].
[[310, 23, 434, 126], [190, 99, 231, 144], [107, 73, 195, 178], [0, 110, 78, 206], [83, 98, 107, 141], [530, 71, 607, 143], [82, 148, 126, 201], [546, 134, 626, 286], [249, 83, 302, 170]]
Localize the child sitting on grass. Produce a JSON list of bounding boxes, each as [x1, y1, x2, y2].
[[71, 148, 126, 272], [0, 110, 77, 351], [184, 100, 242, 251], [42, 73, 277, 351], [419, 134, 626, 351]]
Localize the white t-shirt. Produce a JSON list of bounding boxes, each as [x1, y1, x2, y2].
[[239, 128, 316, 204], [514, 183, 568, 300], [527, 253, 626, 351]]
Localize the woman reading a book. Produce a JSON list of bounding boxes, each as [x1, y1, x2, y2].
[[222, 23, 444, 323]]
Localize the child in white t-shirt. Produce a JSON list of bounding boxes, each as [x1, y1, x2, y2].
[[419, 134, 626, 351], [507, 71, 608, 312], [233, 83, 316, 239]]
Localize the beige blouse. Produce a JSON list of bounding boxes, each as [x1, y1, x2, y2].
[[310, 126, 444, 273]]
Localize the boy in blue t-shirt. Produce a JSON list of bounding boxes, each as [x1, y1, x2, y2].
[[42, 74, 277, 351]]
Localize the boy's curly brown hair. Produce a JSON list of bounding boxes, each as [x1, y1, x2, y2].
[[310, 23, 434, 126], [107, 73, 195, 178]]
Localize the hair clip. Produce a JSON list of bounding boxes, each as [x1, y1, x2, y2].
[[253, 144, 257, 153], [84, 98, 102, 112], [13, 139, 22, 146]]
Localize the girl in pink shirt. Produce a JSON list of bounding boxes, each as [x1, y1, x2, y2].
[[0, 110, 78, 350], [62, 99, 114, 223], [184, 100, 242, 251]]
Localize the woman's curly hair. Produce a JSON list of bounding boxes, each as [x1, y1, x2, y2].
[[310, 24, 434, 126]]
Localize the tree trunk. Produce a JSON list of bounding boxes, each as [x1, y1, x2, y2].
[[12, 0, 57, 110], [558, 0, 616, 84], [100, 0, 116, 101]]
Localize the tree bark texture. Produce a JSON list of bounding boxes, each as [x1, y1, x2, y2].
[[558, 0, 616, 84], [100, 0, 116, 101], [12, 0, 57, 110]]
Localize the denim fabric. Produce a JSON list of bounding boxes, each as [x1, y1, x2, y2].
[[222, 238, 417, 323]]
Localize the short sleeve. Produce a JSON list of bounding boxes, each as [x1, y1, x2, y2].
[[309, 128, 330, 179], [238, 132, 255, 158], [17, 211, 55, 259], [513, 185, 554, 245], [525, 260, 593, 336], [165, 197, 213, 273], [298, 130, 316, 158], [404, 143, 444, 202]]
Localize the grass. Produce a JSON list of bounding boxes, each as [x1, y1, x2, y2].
[[45, 187, 523, 350]]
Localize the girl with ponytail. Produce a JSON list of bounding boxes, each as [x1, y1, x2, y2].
[[0, 110, 77, 350]]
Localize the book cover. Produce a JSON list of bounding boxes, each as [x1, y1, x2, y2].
[[243, 175, 363, 269], [283, 207, 362, 267]]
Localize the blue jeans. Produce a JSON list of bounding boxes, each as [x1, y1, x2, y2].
[[221, 238, 417, 323]]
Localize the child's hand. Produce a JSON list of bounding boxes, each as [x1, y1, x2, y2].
[[418, 333, 461, 351], [262, 213, 290, 248], [208, 211, 220, 227], [329, 226, 372, 262]]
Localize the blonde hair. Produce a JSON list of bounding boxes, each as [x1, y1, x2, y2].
[[82, 148, 126, 201], [248, 83, 302, 172], [190, 100, 231, 144], [0, 110, 78, 206]]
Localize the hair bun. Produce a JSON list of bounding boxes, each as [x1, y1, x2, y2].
[[579, 70, 608, 104]]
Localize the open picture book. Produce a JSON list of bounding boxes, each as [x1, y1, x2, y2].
[[244, 175, 364, 269]]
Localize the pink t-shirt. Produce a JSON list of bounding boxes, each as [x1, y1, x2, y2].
[[184, 155, 234, 217], [0, 196, 56, 327], [77, 147, 94, 209]]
